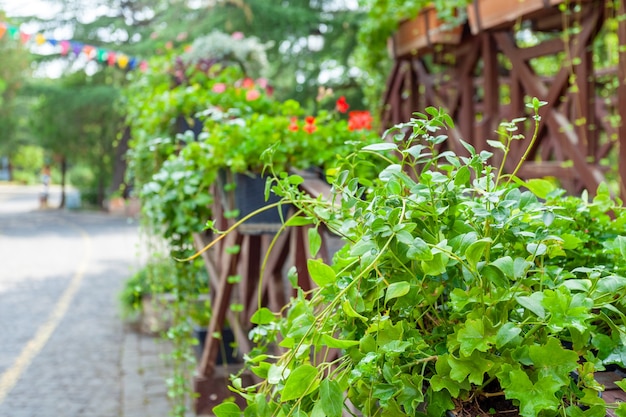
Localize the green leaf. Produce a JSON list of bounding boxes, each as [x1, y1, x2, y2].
[[281, 364, 319, 402], [454, 165, 471, 186], [617, 236, 626, 258], [491, 256, 515, 280], [561, 233, 583, 250], [430, 355, 471, 397], [308, 227, 322, 257], [526, 242, 547, 257], [250, 307, 275, 325], [495, 322, 521, 348], [385, 281, 410, 304], [320, 334, 360, 349], [320, 379, 343, 417], [285, 216, 315, 226], [448, 351, 494, 385], [459, 139, 476, 156], [307, 259, 336, 287], [486, 139, 506, 151], [529, 338, 579, 386], [513, 257, 532, 279], [524, 178, 556, 199], [213, 402, 242, 417], [465, 238, 492, 269], [542, 288, 592, 333], [379, 164, 402, 182], [421, 252, 447, 276], [363, 142, 398, 152], [407, 237, 433, 261], [350, 239, 376, 257], [616, 402, 626, 417], [268, 364, 289, 384], [342, 299, 367, 321], [501, 368, 561, 416], [457, 318, 492, 356], [516, 293, 546, 318]]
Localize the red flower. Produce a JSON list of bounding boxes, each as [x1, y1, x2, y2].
[[212, 83, 227, 93], [304, 116, 316, 134], [336, 96, 349, 113], [348, 111, 372, 131], [288, 117, 299, 132], [246, 89, 261, 101], [242, 78, 255, 89]]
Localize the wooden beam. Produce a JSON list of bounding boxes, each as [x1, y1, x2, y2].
[[619, 0, 626, 198]]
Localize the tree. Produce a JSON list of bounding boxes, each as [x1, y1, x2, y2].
[[29, 69, 122, 207], [0, 11, 31, 180]]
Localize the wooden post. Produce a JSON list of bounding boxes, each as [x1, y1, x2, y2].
[[618, 0, 626, 199]]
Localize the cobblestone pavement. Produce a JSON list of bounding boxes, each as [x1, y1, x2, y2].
[[0, 184, 178, 417]]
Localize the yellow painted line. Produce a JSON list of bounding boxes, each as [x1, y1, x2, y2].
[[0, 220, 92, 404]]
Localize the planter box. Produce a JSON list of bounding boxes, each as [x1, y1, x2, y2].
[[467, 0, 591, 34], [393, 6, 463, 57], [219, 171, 290, 234], [193, 326, 242, 365]]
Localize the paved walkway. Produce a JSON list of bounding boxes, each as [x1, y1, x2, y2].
[[0, 184, 180, 417]]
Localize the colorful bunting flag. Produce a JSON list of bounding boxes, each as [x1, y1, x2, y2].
[[107, 52, 116, 66], [60, 40, 70, 55], [0, 21, 148, 72]]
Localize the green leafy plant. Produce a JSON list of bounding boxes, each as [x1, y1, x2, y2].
[[200, 95, 379, 176], [213, 100, 626, 417]]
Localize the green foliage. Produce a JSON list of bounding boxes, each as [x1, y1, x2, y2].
[[10, 145, 45, 184], [217, 104, 626, 417], [0, 12, 30, 160], [29, 70, 123, 205], [119, 258, 179, 317], [355, 0, 470, 107]]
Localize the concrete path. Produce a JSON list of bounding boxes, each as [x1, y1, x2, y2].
[[0, 184, 176, 417]]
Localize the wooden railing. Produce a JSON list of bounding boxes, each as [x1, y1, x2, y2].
[[384, 0, 625, 198]]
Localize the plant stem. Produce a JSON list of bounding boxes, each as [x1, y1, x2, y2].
[[506, 114, 541, 186]]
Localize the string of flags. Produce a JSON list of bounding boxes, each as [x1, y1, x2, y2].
[[0, 22, 148, 71]]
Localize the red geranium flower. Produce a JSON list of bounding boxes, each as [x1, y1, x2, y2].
[[212, 83, 227, 93], [304, 116, 317, 134], [288, 117, 299, 132], [246, 89, 261, 101], [242, 78, 255, 89], [336, 96, 349, 113], [348, 111, 372, 131]]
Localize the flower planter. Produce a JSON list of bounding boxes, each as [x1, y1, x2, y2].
[[392, 6, 463, 57], [193, 326, 241, 365], [467, 0, 591, 34], [218, 171, 290, 234]]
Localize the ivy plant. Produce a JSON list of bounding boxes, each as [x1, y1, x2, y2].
[[212, 101, 626, 417]]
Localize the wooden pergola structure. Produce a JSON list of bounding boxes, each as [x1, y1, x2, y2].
[[383, 0, 626, 197], [190, 1, 626, 414]]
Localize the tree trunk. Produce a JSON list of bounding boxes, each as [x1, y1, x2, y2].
[[59, 155, 67, 209]]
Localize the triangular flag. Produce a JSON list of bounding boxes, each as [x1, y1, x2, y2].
[[107, 52, 116, 66], [82, 45, 95, 59], [96, 48, 107, 62], [71, 41, 82, 56], [117, 54, 129, 69], [127, 57, 137, 70], [60, 40, 70, 55], [8, 27, 19, 39], [139, 60, 148, 72], [35, 33, 46, 45], [0, 24, 6, 40], [20, 32, 30, 44]]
